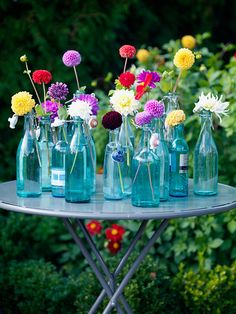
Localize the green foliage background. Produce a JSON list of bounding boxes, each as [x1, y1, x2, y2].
[[1, 1, 236, 312]]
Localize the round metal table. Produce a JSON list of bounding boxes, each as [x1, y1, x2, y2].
[[1, 175, 236, 314]]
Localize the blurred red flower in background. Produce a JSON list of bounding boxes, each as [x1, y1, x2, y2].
[[86, 220, 103, 236]]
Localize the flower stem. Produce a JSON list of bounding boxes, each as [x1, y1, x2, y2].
[[132, 161, 141, 185], [25, 62, 41, 105], [173, 70, 182, 93], [117, 163, 124, 193], [73, 66, 80, 90], [85, 124, 95, 172], [124, 117, 130, 167], [123, 58, 128, 73], [147, 162, 155, 201], [70, 122, 80, 174]]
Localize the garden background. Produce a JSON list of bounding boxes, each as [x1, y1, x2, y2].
[[1, 0, 236, 313]]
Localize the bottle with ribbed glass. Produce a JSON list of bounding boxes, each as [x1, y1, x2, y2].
[[152, 118, 169, 201], [51, 123, 67, 197], [16, 113, 42, 197], [65, 117, 91, 203], [194, 110, 218, 195], [169, 123, 189, 197], [103, 128, 124, 199], [132, 125, 160, 207], [162, 92, 180, 148], [119, 115, 134, 196], [38, 116, 53, 191]]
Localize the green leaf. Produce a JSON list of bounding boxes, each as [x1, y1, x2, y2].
[[227, 220, 236, 234], [58, 106, 68, 120], [35, 104, 45, 117], [208, 238, 223, 249]]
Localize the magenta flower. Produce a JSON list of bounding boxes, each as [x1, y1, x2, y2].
[[42, 100, 61, 122], [144, 100, 165, 118], [137, 70, 161, 88], [135, 111, 152, 126], [48, 82, 69, 101], [62, 50, 81, 67], [74, 93, 99, 116]]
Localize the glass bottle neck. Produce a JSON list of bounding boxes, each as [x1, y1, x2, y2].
[[39, 117, 52, 140], [142, 126, 151, 149], [24, 113, 34, 132], [109, 128, 119, 143], [199, 111, 212, 131], [164, 92, 179, 113], [57, 124, 67, 142], [153, 118, 164, 139], [119, 115, 132, 147], [173, 124, 184, 138]]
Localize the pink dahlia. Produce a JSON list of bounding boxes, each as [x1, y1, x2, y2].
[[62, 50, 81, 67], [119, 45, 136, 58], [135, 111, 152, 126], [144, 100, 165, 118]]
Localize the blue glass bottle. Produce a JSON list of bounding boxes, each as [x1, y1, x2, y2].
[[152, 118, 169, 201], [162, 92, 179, 148], [132, 125, 160, 207], [194, 110, 218, 195], [84, 123, 96, 194], [65, 117, 91, 203], [38, 116, 53, 191], [169, 124, 189, 197], [119, 115, 134, 196], [127, 116, 135, 147], [103, 128, 124, 200], [51, 124, 67, 197], [16, 113, 42, 197]]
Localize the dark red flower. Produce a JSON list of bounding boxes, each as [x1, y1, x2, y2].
[[234, 52, 236, 59], [107, 241, 122, 254], [119, 72, 135, 88], [102, 111, 122, 130], [105, 224, 125, 242], [32, 70, 52, 84], [86, 220, 102, 236], [119, 45, 136, 58], [135, 73, 153, 100]]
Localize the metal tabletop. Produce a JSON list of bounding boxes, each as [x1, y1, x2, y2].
[[0, 175, 235, 220]]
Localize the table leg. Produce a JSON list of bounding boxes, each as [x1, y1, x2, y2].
[[63, 218, 125, 314], [76, 219, 132, 314], [102, 219, 169, 314], [88, 220, 148, 314]]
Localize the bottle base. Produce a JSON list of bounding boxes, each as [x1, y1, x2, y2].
[[104, 195, 123, 200], [42, 186, 52, 192], [65, 198, 90, 203], [194, 190, 217, 196], [170, 192, 188, 197], [17, 191, 41, 198], [132, 201, 159, 208]]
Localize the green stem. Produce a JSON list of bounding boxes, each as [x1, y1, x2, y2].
[[173, 70, 182, 93], [70, 122, 80, 174], [73, 66, 80, 90], [147, 162, 155, 201], [85, 124, 95, 172], [117, 163, 124, 193], [125, 117, 130, 167], [62, 125, 68, 143], [25, 62, 41, 105], [45, 124, 50, 176], [132, 162, 141, 185]]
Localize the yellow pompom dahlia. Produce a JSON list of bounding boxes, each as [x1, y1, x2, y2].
[[136, 49, 150, 63], [181, 35, 196, 50], [165, 110, 186, 127], [11, 91, 35, 116], [174, 48, 195, 70]]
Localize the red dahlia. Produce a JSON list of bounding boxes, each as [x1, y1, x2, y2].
[[107, 241, 122, 254], [86, 220, 102, 236], [32, 70, 52, 84], [119, 72, 135, 88], [119, 45, 136, 58], [105, 224, 125, 242]]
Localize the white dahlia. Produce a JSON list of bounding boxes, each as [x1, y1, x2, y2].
[[110, 90, 140, 116]]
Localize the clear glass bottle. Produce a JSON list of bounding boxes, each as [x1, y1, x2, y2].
[[194, 110, 218, 195], [169, 124, 189, 197], [16, 113, 42, 197], [51, 124, 67, 197], [152, 118, 169, 201], [119, 115, 134, 196], [84, 123, 96, 194], [127, 116, 135, 147], [103, 128, 124, 200], [65, 117, 91, 203], [162, 92, 180, 149], [38, 116, 53, 191], [132, 125, 160, 207]]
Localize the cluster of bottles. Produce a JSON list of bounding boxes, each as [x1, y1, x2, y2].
[[16, 115, 96, 202], [103, 93, 218, 207]]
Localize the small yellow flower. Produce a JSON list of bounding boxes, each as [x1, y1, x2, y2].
[[165, 110, 186, 127], [181, 35, 196, 50], [20, 54, 28, 62], [174, 48, 195, 70], [11, 91, 35, 116], [136, 49, 150, 63]]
